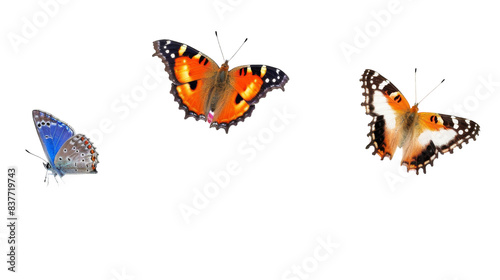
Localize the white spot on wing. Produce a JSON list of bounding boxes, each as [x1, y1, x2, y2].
[[418, 128, 457, 146], [370, 90, 397, 129], [452, 117, 459, 129], [379, 80, 389, 89]]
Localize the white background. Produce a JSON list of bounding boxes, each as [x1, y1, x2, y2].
[[1, 0, 499, 279]]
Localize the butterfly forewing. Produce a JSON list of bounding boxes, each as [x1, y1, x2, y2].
[[32, 110, 75, 166], [153, 39, 219, 85]]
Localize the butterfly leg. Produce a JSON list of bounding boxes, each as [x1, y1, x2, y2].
[[44, 170, 49, 185]]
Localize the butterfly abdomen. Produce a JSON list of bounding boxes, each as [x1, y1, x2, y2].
[[398, 106, 420, 147]]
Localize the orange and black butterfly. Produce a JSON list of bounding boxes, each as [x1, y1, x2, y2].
[[153, 36, 289, 133], [361, 69, 480, 174]]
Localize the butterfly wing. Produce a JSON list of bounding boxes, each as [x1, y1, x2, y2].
[[361, 69, 411, 159], [209, 65, 289, 133], [32, 110, 75, 168], [153, 39, 220, 120], [401, 112, 480, 174], [53, 134, 98, 174]]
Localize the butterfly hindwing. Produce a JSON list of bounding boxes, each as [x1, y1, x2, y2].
[[208, 86, 253, 133], [54, 134, 98, 174], [170, 80, 209, 121], [400, 112, 480, 174], [361, 69, 410, 159], [32, 110, 74, 166]]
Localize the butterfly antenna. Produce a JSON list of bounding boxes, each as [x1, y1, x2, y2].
[[414, 68, 417, 105], [417, 78, 445, 106], [26, 149, 49, 164], [215, 31, 226, 61], [228, 38, 248, 62]]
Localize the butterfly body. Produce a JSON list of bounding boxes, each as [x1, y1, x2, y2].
[[153, 39, 289, 133], [32, 110, 98, 178], [361, 70, 479, 174], [400, 105, 445, 150], [201, 60, 231, 122]]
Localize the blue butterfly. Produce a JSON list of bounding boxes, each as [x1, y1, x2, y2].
[[31, 110, 98, 179]]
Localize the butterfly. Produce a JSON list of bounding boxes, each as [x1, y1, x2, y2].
[[360, 69, 480, 174], [152, 36, 289, 133], [31, 110, 98, 179]]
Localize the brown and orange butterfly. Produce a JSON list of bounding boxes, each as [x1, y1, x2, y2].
[[361, 69, 480, 174], [152, 36, 289, 133]]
